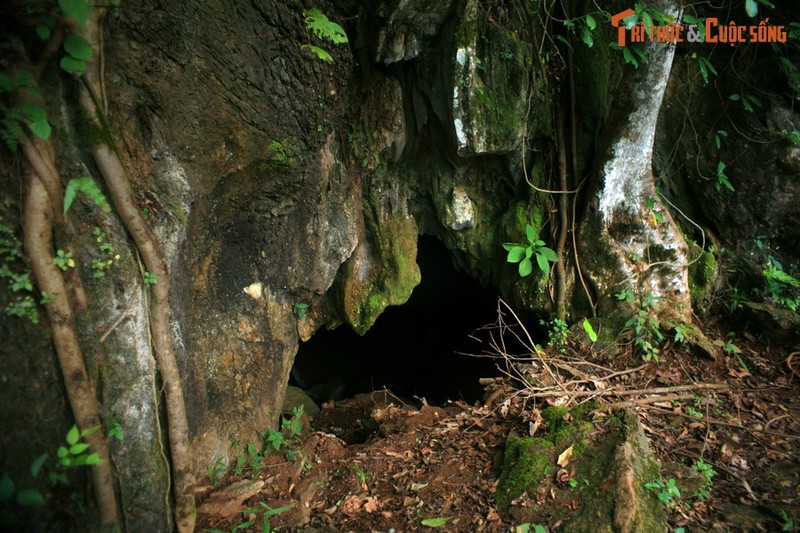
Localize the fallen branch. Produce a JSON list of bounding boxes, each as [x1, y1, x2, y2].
[[523, 382, 729, 399], [643, 405, 800, 440]]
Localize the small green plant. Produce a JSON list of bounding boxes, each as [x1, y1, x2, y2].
[[0, 217, 45, 323], [511, 524, 547, 533], [0, 454, 48, 528], [715, 161, 734, 192], [645, 477, 681, 508], [0, 70, 51, 150], [673, 323, 689, 344], [645, 196, 664, 225], [142, 271, 157, 285], [763, 256, 800, 311], [282, 405, 305, 437], [351, 462, 371, 487], [502, 224, 557, 277], [108, 406, 125, 442], [206, 458, 226, 486], [90, 227, 120, 279], [714, 129, 728, 149], [53, 249, 75, 271], [300, 8, 348, 62], [729, 92, 763, 113], [63, 177, 111, 215], [779, 508, 794, 531], [685, 406, 703, 419], [563, 14, 598, 48], [57, 425, 101, 467], [542, 318, 570, 353], [617, 291, 664, 363], [691, 53, 717, 84], [241, 502, 294, 533], [582, 319, 598, 342], [292, 302, 309, 319], [692, 458, 716, 500]]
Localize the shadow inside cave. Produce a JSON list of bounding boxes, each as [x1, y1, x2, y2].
[[291, 236, 510, 405]]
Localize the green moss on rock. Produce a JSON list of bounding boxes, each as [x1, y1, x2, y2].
[[336, 214, 421, 335], [496, 437, 555, 509], [688, 242, 717, 311]]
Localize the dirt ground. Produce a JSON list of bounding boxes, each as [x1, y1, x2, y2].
[[195, 314, 800, 532]]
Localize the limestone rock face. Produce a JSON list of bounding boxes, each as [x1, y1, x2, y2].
[[450, 0, 532, 156], [375, 0, 456, 63]]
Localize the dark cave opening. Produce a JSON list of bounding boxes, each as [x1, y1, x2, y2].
[[291, 236, 504, 406]]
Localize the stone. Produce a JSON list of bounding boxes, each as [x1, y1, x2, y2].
[[283, 386, 321, 418], [449, 187, 475, 230], [197, 479, 265, 517]]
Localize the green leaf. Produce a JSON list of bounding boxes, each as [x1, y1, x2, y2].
[[300, 44, 333, 62], [507, 246, 525, 263], [581, 25, 594, 47], [525, 224, 535, 244], [21, 104, 51, 140], [537, 246, 557, 262], [36, 25, 51, 41], [66, 425, 80, 446], [30, 453, 48, 478], [59, 0, 92, 26], [80, 424, 101, 438], [64, 34, 93, 61], [555, 35, 573, 50], [60, 56, 86, 76], [585, 14, 597, 30], [421, 516, 452, 527], [57, 446, 69, 459], [745, 0, 758, 17], [519, 258, 533, 277], [64, 177, 111, 215], [69, 443, 90, 455], [84, 453, 101, 465], [642, 12, 654, 38], [303, 9, 348, 44], [16, 489, 45, 507], [583, 319, 598, 342], [535, 253, 551, 275], [0, 473, 14, 502]]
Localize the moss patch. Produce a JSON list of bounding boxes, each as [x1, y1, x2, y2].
[[688, 242, 717, 312], [336, 214, 421, 335], [496, 402, 598, 510], [496, 437, 555, 509], [267, 138, 297, 167]]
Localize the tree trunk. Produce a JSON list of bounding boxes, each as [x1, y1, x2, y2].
[[580, 1, 692, 328]]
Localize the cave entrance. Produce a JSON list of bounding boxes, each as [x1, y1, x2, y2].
[[291, 236, 503, 406]]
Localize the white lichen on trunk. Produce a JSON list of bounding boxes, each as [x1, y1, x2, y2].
[[589, 1, 691, 323]]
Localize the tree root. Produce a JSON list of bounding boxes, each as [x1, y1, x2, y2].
[[23, 152, 118, 527], [71, 9, 196, 532]]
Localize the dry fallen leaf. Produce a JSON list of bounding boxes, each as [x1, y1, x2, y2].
[[557, 445, 574, 467], [341, 495, 362, 515], [363, 496, 379, 513]]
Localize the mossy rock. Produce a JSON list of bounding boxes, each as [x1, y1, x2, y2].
[[688, 242, 718, 312], [335, 214, 421, 334], [496, 437, 555, 509], [561, 410, 667, 533]]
